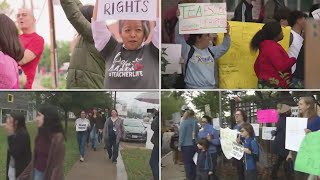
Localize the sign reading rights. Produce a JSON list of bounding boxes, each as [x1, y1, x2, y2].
[[97, 0, 157, 21], [178, 3, 227, 34]]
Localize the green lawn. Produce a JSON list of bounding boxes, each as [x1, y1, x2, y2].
[[0, 121, 78, 179], [121, 148, 153, 180]]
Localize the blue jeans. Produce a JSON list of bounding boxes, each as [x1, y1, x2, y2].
[[181, 146, 196, 180], [33, 168, 44, 180], [77, 131, 88, 157], [107, 136, 119, 161], [91, 126, 98, 149], [149, 145, 159, 180]]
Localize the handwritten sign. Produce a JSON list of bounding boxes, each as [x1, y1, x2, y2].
[[76, 123, 88, 131], [220, 127, 238, 159], [312, 8, 320, 20], [178, 3, 227, 34], [295, 131, 320, 176], [262, 127, 276, 140], [217, 21, 291, 88], [285, 117, 308, 151], [257, 109, 278, 123], [251, 123, 260, 136], [162, 44, 182, 74], [230, 142, 244, 160], [97, 0, 157, 21]]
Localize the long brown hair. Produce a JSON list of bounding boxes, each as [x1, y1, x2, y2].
[[299, 97, 318, 119], [0, 14, 24, 61]]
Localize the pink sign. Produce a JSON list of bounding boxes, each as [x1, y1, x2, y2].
[[257, 109, 278, 123]]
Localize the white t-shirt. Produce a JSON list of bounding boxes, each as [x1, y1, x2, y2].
[[75, 118, 90, 132], [8, 156, 15, 180]]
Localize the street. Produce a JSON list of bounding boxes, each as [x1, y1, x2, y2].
[[121, 123, 154, 150]]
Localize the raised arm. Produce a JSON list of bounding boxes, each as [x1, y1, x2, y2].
[[208, 23, 231, 59]]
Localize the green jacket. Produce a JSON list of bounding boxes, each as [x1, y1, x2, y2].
[[61, 0, 105, 89]]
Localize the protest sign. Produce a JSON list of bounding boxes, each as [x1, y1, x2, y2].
[[217, 21, 291, 88], [97, 0, 157, 21], [220, 127, 238, 159], [178, 3, 227, 34], [285, 117, 308, 151], [162, 44, 182, 74], [312, 8, 320, 20], [262, 127, 276, 140], [230, 142, 244, 160], [251, 123, 260, 136], [295, 131, 320, 176], [257, 109, 278, 123], [212, 118, 220, 130]]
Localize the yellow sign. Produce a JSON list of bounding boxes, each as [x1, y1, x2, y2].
[[217, 21, 291, 89]]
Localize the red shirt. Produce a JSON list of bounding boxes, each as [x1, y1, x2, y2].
[[20, 33, 44, 89], [254, 40, 296, 88]]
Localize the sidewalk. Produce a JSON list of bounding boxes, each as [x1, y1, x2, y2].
[[161, 151, 185, 180], [66, 144, 128, 180]]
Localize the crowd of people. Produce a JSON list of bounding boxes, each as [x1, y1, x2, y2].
[[169, 96, 320, 180]]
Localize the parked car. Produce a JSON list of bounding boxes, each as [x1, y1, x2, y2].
[[123, 119, 147, 143]]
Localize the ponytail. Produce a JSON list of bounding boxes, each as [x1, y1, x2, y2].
[[250, 29, 266, 52]]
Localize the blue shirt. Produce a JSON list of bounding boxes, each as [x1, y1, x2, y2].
[[307, 116, 320, 132], [197, 150, 213, 171], [198, 124, 220, 154], [243, 137, 259, 170], [179, 118, 199, 147]]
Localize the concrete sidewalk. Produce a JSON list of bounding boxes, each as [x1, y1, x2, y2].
[[66, 144, 128, 180], [161, 151, 186, 180]]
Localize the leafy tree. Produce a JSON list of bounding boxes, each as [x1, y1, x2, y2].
[[161, 91, 186, 120]]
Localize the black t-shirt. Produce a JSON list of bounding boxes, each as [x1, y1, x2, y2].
[[108, 120, 116, 138]]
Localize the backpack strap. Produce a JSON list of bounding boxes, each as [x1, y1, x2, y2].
[[208, 48, 218, 88], [185, 46, 195, 76]]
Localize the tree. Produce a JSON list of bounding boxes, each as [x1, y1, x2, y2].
[[161, 91, 186, 120]]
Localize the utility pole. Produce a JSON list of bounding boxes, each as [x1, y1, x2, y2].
[[48, 0, 58, 88]]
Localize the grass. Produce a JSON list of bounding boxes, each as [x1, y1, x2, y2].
[[121, 148, 153, 180], [0, 121, 78, 179], [41, 75, 66, 89]]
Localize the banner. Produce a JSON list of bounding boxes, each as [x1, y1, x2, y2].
[[251, 123, 260, 136], [262, 127, 277, 140], [217, 21, 291, 88], [257, 109, 278, 123], [97, 0, 157, 21], [230, 142, 244, 160], [220, 127, 238, 159], [285, 117, 308, 151], [178, 3, 227, 34], [295, 131, 320, 176], [162, 44, 182, 74]]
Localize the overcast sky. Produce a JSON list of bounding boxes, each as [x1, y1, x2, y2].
[[117, 92, 159, 114]]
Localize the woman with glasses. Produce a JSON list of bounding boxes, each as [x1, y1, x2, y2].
[[75, 110, 91, 162]]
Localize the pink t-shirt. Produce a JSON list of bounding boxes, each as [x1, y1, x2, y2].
[[0, 51, 19, 89]]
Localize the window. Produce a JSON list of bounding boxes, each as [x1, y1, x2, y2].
[[8, 94, 14, 103]]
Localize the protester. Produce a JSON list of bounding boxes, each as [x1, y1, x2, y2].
[[196, 138, 213, 180], [17, 8, 44, 89], [233, 0, 256, 22], [18, 105, 65, 180], [273, 7, 291, 27], [86, 111, 93, 147], [103, 109, 124, 163], [101, 107, 109, 149], [60, 0, 105, 89], [175, 10, 231, 89], [75, 110, 90, 162], [0, 14, 24, 89], [91, 0, 159, 89], [271, 104, 294, 180], [240, 123, 259, 180], [250, 21, 296, 89], [150, 110, 159, 180], [179, 110, 199, 180], [197, 115, 220, 180], [6, 112, 31, 180], [90, 108, 103, 150]]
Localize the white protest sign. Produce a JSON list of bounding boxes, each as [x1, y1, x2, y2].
[[97, 0, 157, 21], [178, 3, 227, 34], [162, 44, 182, 74], [285, 117, 308, 151], [205, 104, 211, 116], [212, 118, 220, 130], [251, 123, 260, 136], [230, 142, 244, 160], [262, 127, 276, 140], [193, 152, 198, 165], [312, 8, 320, 20], [76, 123, 88, 131], [291, 106, 299, 117], [220, 127, 238, 159]]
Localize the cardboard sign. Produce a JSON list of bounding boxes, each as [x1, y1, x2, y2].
[[97, 0, 157, 21], [312, 8, 320, 20], [220, 127, 238, 159], [295, 131, 320, 176], [230, 142, 244, 160], [262, 127, 277, 140], [178, 3, 227, 34], [162, 44, 182, 74], [257, 109, 278, 123], [217, 21, 291, 88], [212, 118, 220, 130], [285, 117, 308, 152], [251, 123, 260, 136]]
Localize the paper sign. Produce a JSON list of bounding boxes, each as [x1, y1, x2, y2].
[[312, 8, 320, 20], [285, 117, 308, 151], [230, 142, 244, 160], [97, 0, 157, 21], [295, 131, 320, 175], [76, 123, 88, 131], [212, 118, 220, 130], [178, 3, 227, 34], [162, 44, 182, 74], [251, 123, 260, 136], [205, 104, 211, 116], [193, 152, 198, 165], [291, 106, 299, 117], [217, 21, 291, 88], [262, 127, 277, 140], [257, 109, 279, 123], [220, 127, 238, 159]]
